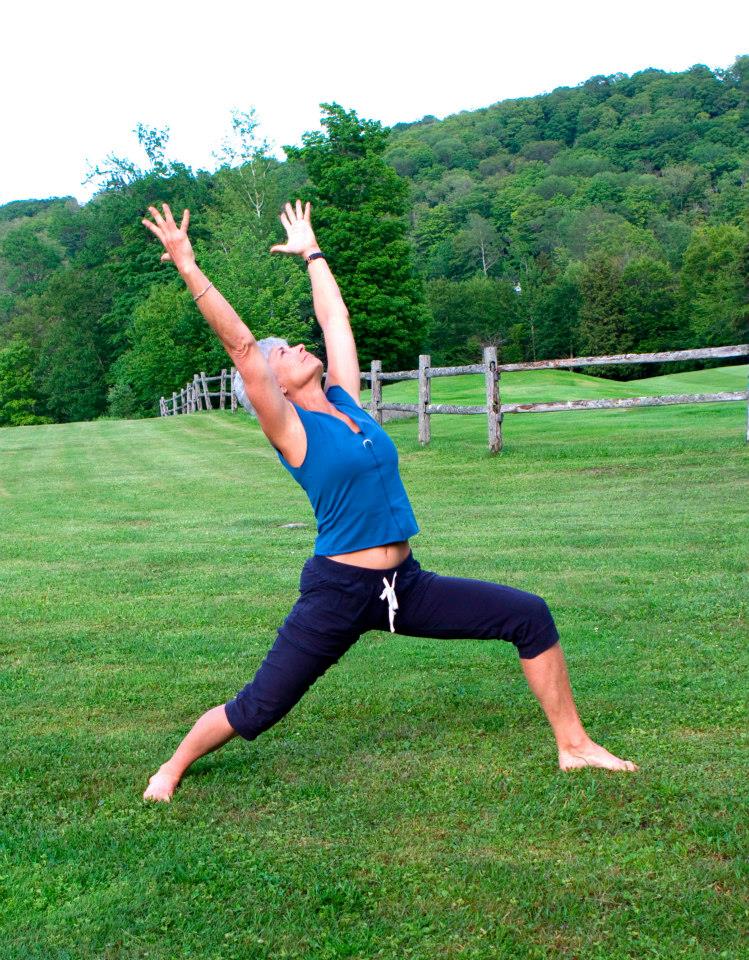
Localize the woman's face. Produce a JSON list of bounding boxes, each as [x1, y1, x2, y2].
[[267, 343, 323, 394]]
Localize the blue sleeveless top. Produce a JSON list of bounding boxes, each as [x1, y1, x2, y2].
[[274, 384, 420, 555]]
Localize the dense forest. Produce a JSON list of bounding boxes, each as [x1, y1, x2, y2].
[[1, 57, 748, 426]]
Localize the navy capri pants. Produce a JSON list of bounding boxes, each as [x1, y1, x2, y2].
[[224, 550, 560, 741]]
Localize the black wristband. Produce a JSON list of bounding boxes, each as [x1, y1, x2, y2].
[[305, 251, 325, 265]]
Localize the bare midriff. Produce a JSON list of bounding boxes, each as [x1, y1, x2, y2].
[[324, 540, 411, 570]]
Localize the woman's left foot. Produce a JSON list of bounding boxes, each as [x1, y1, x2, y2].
[[559, 739, 638, 772]]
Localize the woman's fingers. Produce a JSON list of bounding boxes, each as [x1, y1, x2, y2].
[[295, 198, 303, 219], [160, 252, 172, 262], [304, 201, 311, 221], [148, 205, 165, 226], [162, 202, 177, 228], [179, 208, 190, 233], [280, 211, 292, 232], [270, 243, 290, 254], [142, 218, 163, 238], [285, 201, 296, 223]]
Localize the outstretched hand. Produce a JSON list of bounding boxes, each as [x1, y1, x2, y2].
[[142, 203, 195, 273], [270, 200, 319, 258]]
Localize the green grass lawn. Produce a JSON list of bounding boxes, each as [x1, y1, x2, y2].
[[1, 365, 747, 960]]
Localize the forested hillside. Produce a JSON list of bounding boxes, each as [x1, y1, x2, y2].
[[1, 58, 747, 426]]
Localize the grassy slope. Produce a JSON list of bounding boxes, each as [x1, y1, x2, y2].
[[1, 366, 747, 960]]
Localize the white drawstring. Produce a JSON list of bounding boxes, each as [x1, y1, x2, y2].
[[379, 571, 399, 632]]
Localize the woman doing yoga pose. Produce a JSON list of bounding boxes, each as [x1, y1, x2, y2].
[[142, 200, 637, 802]]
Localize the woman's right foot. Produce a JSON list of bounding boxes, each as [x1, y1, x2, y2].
[[143, 765, 181, 802]]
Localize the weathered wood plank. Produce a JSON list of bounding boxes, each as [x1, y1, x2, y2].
[[501, 391, 746, 414], [383, 403, 490, 415], [418, 355, 431, 445], [200, 371, 213, 410], [370, 360, 383, 425], [483, 345, 501, 454], [498, 344, 749, 372], [220, 368, 226, 410], [230, 366, 237, 413]]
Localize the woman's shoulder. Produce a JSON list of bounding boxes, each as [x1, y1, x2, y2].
[[324, 382, 361, 408]]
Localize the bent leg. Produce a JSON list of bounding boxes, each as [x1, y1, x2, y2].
[[395, 567, 637, 772], [522, 643, 638, 771], [224, 627, 359, 741], [395, 569, 560, 659]]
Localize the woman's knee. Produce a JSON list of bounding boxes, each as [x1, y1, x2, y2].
[[511, 592, 560, 660], [224, 634, 340, 742]]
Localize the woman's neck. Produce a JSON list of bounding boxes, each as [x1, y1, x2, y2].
[[287, 379, 334, 413]]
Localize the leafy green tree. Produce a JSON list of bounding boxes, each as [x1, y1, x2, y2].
[[36, 314, 107, 423], [451, 214, 505, 277], [578, 254, 633, 358], [0, 223, 63, 296], [285, 104, 429, 370], [620, 257, 680, 352], [678, 224, 747, 346], [531, 266, 583, 360], [107, 283, 201, 415], [0, 337, 52, 426], [426, 276, 521, 364]]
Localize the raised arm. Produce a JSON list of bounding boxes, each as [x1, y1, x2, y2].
[[271, 200, 361, 404], [141, 203, 294, 445]]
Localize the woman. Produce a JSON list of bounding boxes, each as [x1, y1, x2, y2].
[[142, 200, 637, 802]]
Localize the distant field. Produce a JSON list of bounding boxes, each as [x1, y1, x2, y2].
[[1, 365, 747, 960], [362, 360, 749, 407]]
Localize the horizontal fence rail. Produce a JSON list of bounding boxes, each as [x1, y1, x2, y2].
[[159, 345, 749, 454]]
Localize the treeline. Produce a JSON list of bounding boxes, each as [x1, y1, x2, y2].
[[1, 58, 748, 426]]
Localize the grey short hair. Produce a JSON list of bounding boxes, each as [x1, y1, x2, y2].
[[232, 336, 289, 416]]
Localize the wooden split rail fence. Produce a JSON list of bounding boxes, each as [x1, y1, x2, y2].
[[159, 368, 239, 417], [160, 344, 749, 453]]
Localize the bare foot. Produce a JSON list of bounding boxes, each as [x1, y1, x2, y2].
[[559, 738, 639, 772], [143, 765, 181, 802]]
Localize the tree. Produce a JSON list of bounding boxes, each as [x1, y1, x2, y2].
[[531, 266, 583, 360], [0, 337, 52, 427], [678, 224, 747, 346], [452, 213, 505, 277], [620, 256, 679, 352], [578, 254, 633, 359], [107, 283, 199, 415], [0, 223, 63, 296], [426, 276, 521, 365], [285, 104, 429, 370]]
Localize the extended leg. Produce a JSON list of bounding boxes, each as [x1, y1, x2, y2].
[[521, 642, 638, 771], [144, 627, 358, 802], [143, 704, 237, 802]]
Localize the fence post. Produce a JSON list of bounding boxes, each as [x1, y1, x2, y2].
[[159, 397, 166, 416], [193, 374, 203, 411], [370, 360, 383, 425], [230, 366, 237, 412], [172, 391, 177, 415], [188, 382, 195, 413], [220, 368, 227, 409], [483, 345, 502, 454], [180, 387, 186, 414], [418, 354, 431, 445], [200, 371, 213, 410]]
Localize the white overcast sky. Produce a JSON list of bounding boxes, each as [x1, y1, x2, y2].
[[2, 0, 747, 205]]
